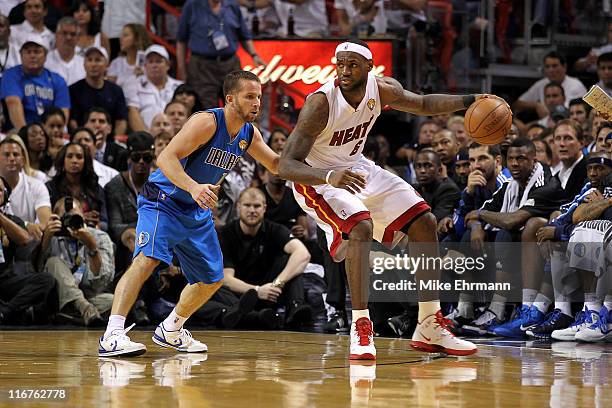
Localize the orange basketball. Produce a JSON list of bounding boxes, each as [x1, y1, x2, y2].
[[464, 97, 513, 145]]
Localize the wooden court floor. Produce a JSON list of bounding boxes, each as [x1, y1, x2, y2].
[[0, 330, 610, 408]]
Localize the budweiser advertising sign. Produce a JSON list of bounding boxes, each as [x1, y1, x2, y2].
[[236, 40, 393, 106]]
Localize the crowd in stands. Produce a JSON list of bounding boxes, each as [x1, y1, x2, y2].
[[0, 0, 612, 345]]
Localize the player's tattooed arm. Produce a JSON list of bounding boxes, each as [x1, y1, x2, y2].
[[278, 93, 330, 185]]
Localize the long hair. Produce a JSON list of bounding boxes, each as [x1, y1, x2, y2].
[[50, 142, 100, 211], [172, 84, 203, 114], [69, 0, 101, 36], [18, 123, 53, 172], [124, 23, 151, 52]]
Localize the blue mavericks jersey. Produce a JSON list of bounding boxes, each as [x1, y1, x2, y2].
[[147, 108, 254, 205]]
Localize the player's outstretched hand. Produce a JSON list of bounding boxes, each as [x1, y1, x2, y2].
[[191, 183, 221, 210], [476, 94, 511, 111], [328, 170, 366, 194]]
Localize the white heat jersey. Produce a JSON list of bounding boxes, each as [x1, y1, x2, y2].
[[305, 72, 381, 170]]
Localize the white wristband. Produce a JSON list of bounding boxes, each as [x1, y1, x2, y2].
[[254, 285, 260, 293], [325, 170, 334, 184]]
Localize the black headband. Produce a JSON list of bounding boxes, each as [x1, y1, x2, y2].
[[587, 157, 612, 168]]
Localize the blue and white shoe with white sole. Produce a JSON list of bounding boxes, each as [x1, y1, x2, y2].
[[98, 323, 147, 357], [152, 323, 208, 353]]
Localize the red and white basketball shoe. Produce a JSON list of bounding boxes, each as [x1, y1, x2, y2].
[[349, 317, 376, 360], [410, 311, 477, 356]]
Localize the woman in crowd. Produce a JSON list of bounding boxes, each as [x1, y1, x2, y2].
[[41, 108, 68, 163], [46, 142, 107, 231], [107, 23, 151, 87], [18, 123, 53, 180], [71, 0, 111, 57], [172, 84, 203, 115], [268, 128, 288, 154]]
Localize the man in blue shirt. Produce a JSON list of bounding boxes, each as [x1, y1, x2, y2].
[[176, 0, 265, 109], [1, 32, 69, 129]]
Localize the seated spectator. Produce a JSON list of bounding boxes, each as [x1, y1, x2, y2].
[[104, 131, 154, 274], [39, 197, 114, 326], [431, 129, 460, 184], [335, 0, 387, 36], [595, 52, 612, 97], [1, 33, 70, 130], [69, 47, 128, 135], [513, 52, 587, 120], [9, 0, 54, 50], [71, 127, 118, 187], [45, 16, 85, 86], [107, 23, 151, 88], [219, 188, 313, 328], [533, 135, 553, 166], [553, 119, 588, 201], [0, 176, 56, 325], [150, 113, 173, 137], [41, 107, 68, 162], [164, 101, 188, 137], [172, 83, 203, 115], [259, 167, 308, 234], [568, 98, 592, 133], [595, 122, 612, 153], [17, 122, 52, 178], [46, 142, 108, 231], [125, 44, 182, 131], [70, 0, 110, 58], [373, 134, 398, 175], [0, 136, 51, 239], [527, 123, 546, 140], [268, 128, 287, 154], [83, 107, 128, 171], [537, 82, 566, 128], [396, 119, 440, 183], [413, 150, 460, 221], [574, 20, 612, 73], [447, 115, 469, 149], [0, 14, 20, 79], [453, 148, 471, 191], [152, 131, 171, 171]]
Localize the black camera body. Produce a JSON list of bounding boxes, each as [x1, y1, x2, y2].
[[57, 197, 85, 237]]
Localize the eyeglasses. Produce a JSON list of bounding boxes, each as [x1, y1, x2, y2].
[[130, 153, 154, 163]]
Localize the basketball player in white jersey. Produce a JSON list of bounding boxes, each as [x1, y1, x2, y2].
[[279, 40, 500, 359]]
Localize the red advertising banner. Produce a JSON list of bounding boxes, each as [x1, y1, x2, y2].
[[236, 40, 393, 107]]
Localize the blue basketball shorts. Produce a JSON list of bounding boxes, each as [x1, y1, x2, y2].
[[133, 192, 223, 285]]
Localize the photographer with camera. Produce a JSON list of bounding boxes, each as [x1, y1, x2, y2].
[[39, 196, 114, 326], [0, 175, 57, 325]]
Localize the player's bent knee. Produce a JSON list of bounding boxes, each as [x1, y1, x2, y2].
[[348, 219, 373, 241], [127, 253, 161, 280], [522, 217, 547, 240]]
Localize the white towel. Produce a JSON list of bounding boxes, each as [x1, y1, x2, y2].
[[500, 162, 544, 213]]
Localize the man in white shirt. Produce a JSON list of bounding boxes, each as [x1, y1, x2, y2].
[[10, 0, 54, 50], [596, 52, 612, 97], [125, 45, 182, 132], [514, 51, 587, 119], [0, 15, 20, 79], [0, 138, 51, 240], [45, 16, 84, 86]]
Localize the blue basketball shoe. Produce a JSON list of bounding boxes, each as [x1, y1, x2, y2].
[[152, 322, 208, 353], [575, 306, 612, 342], [98, 323, 147, 357], [492, 305, 545, 338]]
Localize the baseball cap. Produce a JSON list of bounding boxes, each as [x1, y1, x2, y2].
[[144, 44, 170, 60], [20, 33, 49, 50], [127, 131, 154, 152], [551, 105, 570, 121], [84, 46, 109, 61]]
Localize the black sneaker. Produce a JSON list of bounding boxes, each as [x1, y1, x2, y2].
[[526, 308, 574, 339], [222, 289, 258, 329], [324, 311, 349, 333], [387, 311, 414, 337], [258, 308, 283, 329], [285, 302, 312, 327]]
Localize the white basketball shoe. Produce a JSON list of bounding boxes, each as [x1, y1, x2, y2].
[[98, 323, 147, 357], [152, 322, 208, 353], [349, 317, 376, 360], [410, 311, 478, 356]]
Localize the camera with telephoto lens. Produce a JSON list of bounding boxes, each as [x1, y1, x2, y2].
[[57, 197, 85, 237]]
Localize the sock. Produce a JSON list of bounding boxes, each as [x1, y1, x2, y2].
[[604, 295, 612, 311], [522, 288, 538, 307], [555, 301, 572, 316], [352, 309, 370, 322], [584, 293, 602, 312], [532, 293, 551, 314], [163, 309, 188, 331], [457, 293, 474, 319], [418, 301, 441, 321], [489, 294, 506, 320], [104, 315, 126, 339]]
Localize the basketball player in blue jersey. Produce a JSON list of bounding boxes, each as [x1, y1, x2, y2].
[[98, 71, 279, 357]]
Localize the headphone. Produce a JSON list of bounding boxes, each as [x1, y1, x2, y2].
[[0, 176, 12, 207]]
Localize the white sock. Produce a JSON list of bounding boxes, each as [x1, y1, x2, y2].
[[522, 288, 538, 307], [489, 294, 506, 320], [418, 301, 441, 321], [604, 295, 612, 311], [584, 293, 602, 312], [104, 315, 126, 339], [533, 293, 551, 314], [457, 293, 474, 319], [555, 301, 572, 316], [163, 309, 188, 331], [352, 309, 370, 322]]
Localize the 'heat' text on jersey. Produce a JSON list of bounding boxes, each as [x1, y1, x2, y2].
[[329, 115, 374, 146], [204, 147, 240, 170]]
